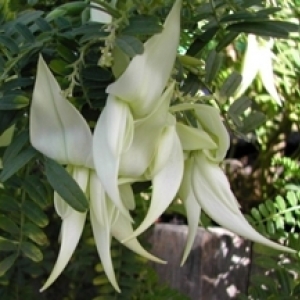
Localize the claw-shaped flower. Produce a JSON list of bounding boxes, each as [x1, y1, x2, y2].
[[176, 105, 294, 264], [30, 56, 162, 292], [93, 0, 183, 237]]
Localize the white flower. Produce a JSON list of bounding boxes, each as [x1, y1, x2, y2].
[[93, 0, 183, 238], [176, 104, 293, 264], [30, 56, 161, 292]]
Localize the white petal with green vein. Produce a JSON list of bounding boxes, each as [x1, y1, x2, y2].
[[106, 0, 181, 117], [30, 56, 92, 167]]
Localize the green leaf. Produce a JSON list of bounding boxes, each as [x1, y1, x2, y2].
[[276, 195, 287, 210], [44, 157, 89, 212], [0, 111, 19, 136], [0, 195, 19, 212], [251, 207, 261, 221], [286, 191, 298, 206], [0, 216, 19, 235], [49, 59, 71, 76], [115, 35, 144, 58], [0, 36, 19, 54], [122, 15, 162, 35], [23, 201, 49, 228], [0, 237, 18, 251], [266, 220, 275, 235], [216, 32, 239, 51], [0, 254, 18, 276], [258, 203, 269, 218], [0, 94, 29, 110], [240, 111, 266, 133], [229, 96, 252, 116], [205, 50, 223, 84], [15, 23, 35, 43], [219, 71, 242, 100], [21, 241, 43, 262], [82, 66, 112, 81], [0, 146, 37, 182], [57, 43, 77, 62], [22, 175, 49, 208], [227, 21, 294, 38], [23, 223, 48, 246], [265, 199, 276, 214], [2, 130, 28, 163]]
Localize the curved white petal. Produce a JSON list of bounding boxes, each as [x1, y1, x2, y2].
[[90, 177, 120, 292], [194, 105, 230, 162], [176, 122, 217, 151], [194, 153, 240, 213], [119, 83, 174, 178], [119, 184, 135, 210], [192, 154, 294, 253], [124, 125, 184, 241], [93, 95, 133, 220], [30, 55, 92, 167], [259, 45, 281, 104], [90, 209, 120, 292], [236, 34, 260, 97], [89, 172, 109, 226], [106, 0, 181, 117], [111, 211, 165, 264], [178, 158, 201, 265], [40, 209, 86, 291]]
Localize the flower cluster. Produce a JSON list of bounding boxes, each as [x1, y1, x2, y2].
[[29, 0, 293, 293]]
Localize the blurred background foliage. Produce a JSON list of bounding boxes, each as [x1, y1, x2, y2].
[[0, 0, 299, 299]]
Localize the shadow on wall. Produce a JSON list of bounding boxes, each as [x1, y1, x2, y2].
[[149, 224, 251, 300]]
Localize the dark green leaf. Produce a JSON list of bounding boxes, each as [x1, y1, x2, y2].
[[219, 72, 242, 99], [228, 96, 252, 116], [44, 157, 89, 212], [0, 216, 19, 235], [0, 254, 18, 276], [0, 94, 29, 110], [0, 195, 19, 212], [15, 23, 35, 43], [21, 241, 43, 262], [2, 78, 33, 92], [23, 223, 48, 246], [122, 15, 162, 35], [216, 32, 239, 51], [2, 130, 28, 164], [34, 17, 52, 32], [187, 27, 218, 55], [22, 176, 49, 208], [115, 35, 144, 58], [240, 111, 266, 133], [205, 50, 223, 84], [0, 111, 19, 135], [82, 66, 112, 81], [0, 237, 18, 251], [0, 35, 19, 54], [49, 59, 71, 76], [16, 10, 44, 25], [0, 147, 37, 182], [220, 12, 268, 23], [23, 201, 49, 228], [227, 21, 293, 38]]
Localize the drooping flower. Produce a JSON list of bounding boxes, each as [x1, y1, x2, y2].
[[93, 0, 183, 238], [237, 34, 281, 104], [30, 56, 163, 292], [176, 104, 294, 264]]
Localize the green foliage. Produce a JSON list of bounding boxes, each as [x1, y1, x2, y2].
[[0, 0, 299, 299]]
